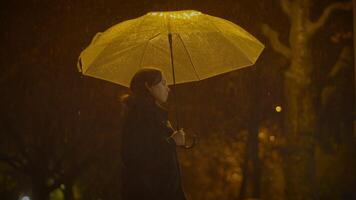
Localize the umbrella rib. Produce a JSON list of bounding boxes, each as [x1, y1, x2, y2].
[[95, 29, 162, 47], [83, 20, 140, 73], [105, 19, 140, 51], [204, 16, 254, 63], [139, 33, 161, 68], [101, 16, 148, 55], [176, 34, 201, 81], [85, 43, 146, 74]]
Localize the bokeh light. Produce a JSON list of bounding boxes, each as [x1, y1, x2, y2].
[[20, 196, 30, 200], [275, 106, 282, 112]]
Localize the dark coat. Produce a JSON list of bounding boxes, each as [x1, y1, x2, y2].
[[121, 99, 186, 200]]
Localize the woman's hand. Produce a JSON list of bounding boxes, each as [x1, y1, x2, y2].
[[170, 129, 186, 146]]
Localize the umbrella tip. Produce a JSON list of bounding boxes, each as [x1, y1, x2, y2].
[[77, 58, 83, 73]]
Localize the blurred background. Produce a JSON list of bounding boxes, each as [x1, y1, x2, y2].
[[0, 0, 354, 199]]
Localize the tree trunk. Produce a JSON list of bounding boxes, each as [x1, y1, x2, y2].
[[284, 66, 318, 200], [238, 127, 261, 200], [262, 0, 352, 199], [238, 67, 262, 200], [283, 1, 318, 199]]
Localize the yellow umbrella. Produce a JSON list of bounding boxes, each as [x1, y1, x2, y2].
[[78, 10, 264, 87]]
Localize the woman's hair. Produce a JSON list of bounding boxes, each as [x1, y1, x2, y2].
[[121, 67, 163, 107]]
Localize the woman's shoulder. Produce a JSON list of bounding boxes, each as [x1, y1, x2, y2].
[[122, 102, 156, 123]]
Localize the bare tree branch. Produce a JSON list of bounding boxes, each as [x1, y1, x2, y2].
[[327, 46, 352, 79], [321, 46, 352, 108], [280, 0, 292, 18], [261, 24, 291, 59], [308, 1, 353, 33]]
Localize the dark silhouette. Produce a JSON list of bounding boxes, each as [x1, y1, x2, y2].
[[120, 68, 186, 200]]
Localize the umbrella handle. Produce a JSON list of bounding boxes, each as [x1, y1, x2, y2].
[[182, 134, 198, 149], [167, 122, 197, 149]]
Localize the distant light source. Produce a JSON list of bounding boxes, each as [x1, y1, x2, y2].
[[227, 171, 242, 183], [258, 131, 267, 140], [269, 135, 276, 142], [21, 196, 30, 200], [275, 106, 282, 112]]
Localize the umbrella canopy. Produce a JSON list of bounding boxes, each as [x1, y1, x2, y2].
[[78, 10, 264, 87]]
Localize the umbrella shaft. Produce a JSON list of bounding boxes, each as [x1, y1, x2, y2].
[[168, 33, 180, 130]]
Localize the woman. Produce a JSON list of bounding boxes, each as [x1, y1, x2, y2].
[[120, 67, 187, 200]]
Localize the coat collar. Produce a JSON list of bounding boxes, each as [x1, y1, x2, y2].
[[133, 99, 169, 120]]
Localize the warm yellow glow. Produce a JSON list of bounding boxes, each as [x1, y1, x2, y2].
[[275, 106, 282, 112], [78, 10, 265, 87], [60, 184, 65, 190], [227, 171, 242, 182], [148, 10, 202, 19], [269, 135, 276, 142], [258, 131, 267, 140]]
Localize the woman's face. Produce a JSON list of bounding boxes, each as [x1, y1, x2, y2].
[[147, 74, 170, 104]]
